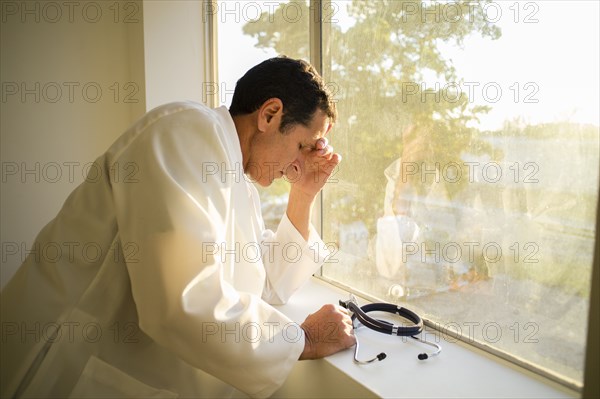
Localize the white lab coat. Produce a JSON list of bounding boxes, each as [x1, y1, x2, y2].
[[0, 102, 329, 398]]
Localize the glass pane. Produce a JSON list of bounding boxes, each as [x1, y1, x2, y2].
[[217, 0, 309, 230], [320, 0, 599, 386]]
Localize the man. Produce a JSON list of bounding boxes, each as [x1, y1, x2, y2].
[[0, 57, 355, 398]]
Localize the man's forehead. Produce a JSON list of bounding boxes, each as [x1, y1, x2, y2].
[[304, 120, 331, 143], [324, 120, 333, 136], [312, 114, 333, 138]]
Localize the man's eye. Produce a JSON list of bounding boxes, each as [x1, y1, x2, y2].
[[299, 143, 303, 150]]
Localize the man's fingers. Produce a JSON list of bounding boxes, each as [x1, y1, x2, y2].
[[318, 154, 341, 175], [343, 316, 354, 328], [317, 144, 333, 157], [299, 303, 357, 360], [330, 152, 342, 164], [341, 323, 357, 347], [315, 137, 328, 150]]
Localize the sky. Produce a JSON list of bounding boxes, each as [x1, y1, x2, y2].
[[217, 0, 599, 131]]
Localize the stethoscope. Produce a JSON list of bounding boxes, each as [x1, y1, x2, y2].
[[339, 294, 442, 364]]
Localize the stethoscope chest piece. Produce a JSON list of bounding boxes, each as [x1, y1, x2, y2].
[[339, 294, 442, 364]]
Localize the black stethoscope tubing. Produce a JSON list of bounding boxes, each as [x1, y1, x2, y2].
[[347, 302, 423, 336], [339, 295, 442, 363]]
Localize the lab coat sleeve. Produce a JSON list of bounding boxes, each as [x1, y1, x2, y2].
[[260, 213, 330, 305], [109, 104, 304, 398]]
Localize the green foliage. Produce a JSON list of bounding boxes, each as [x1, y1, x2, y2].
[[244, 0, 502, 233], [243, 0, 599, 301]]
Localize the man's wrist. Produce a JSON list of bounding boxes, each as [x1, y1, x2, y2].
[[289, 186, 316, 205], [298, 325, 315, 360]]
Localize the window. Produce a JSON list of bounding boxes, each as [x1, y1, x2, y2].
[[215, 0, 599, 390], [216, 0, 309, 230], [319, 0, 598, 389]]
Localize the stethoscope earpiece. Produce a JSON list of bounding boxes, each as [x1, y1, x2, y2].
[[339, 294, 442, 364]]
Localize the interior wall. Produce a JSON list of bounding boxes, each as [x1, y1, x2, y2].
[[142, 0, 207, 110], [0, 0, 210, 289], [0, 0, 146, 288]]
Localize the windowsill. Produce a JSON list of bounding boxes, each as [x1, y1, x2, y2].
[[273, 277, 577, 398]]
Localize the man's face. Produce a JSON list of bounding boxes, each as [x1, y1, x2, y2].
[[246, 110, 332, 187]]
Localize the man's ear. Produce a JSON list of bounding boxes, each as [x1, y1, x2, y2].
[[257, 98, 283, 133]]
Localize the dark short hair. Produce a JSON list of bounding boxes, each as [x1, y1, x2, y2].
[[229, 56, 337, 133]]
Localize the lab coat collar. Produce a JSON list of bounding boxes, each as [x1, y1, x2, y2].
[[213, 106, 243, 169]]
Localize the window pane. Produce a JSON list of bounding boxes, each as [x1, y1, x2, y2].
[[321, 0, 599, 386], [217, 0, 309, 230]]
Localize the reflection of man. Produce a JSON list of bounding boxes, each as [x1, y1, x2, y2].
[[376, 125, 483, 294], [376, 126, 423, 282], [1, 57, 355, 398], [385, 126, 430, 217]]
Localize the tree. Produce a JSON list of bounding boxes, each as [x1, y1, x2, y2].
[[244, 0, 501, 233]]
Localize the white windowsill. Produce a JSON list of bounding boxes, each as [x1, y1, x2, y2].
[[273, 277, 577, 398]]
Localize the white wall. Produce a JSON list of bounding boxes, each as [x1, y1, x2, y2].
[[142, 0, 208, 110], [0, 0, 208, 289]]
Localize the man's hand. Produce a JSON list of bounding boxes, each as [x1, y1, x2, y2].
[[287, 137, 341, 199], [299, 304, 356, 360], [285, 137, 341, 240]]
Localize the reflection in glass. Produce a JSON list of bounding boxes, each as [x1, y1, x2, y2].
[[320, 0, 598, 387]]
